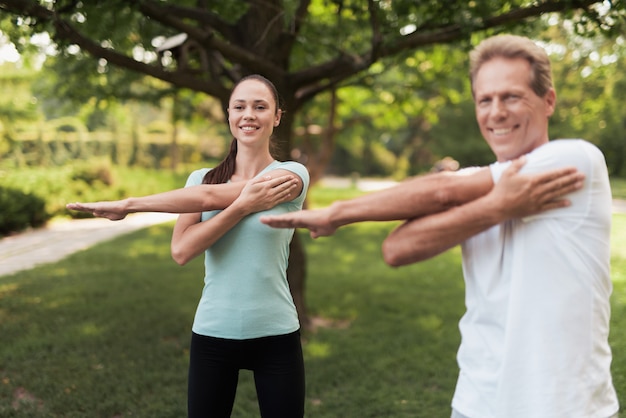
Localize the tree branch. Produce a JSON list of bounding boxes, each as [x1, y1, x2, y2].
[[144, 0, 235, 38], [291, 0, 603, 93], [367, 0, 383, 61], [52, 18, 230, 99], [138, 0, 286, 80], [384, 0, 600, 56]]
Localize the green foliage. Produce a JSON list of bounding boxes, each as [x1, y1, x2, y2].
[[609, 214, 626, 401], [610, 177, 626, 200], [2, 0, 623, 171], [0, 185, 48, 235], [70, 160, 115, 186], [546, 22, 626, 176], [0, 214, 624, 416], [0, 163, 190, 233]]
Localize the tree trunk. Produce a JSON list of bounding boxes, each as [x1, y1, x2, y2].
[[274, 111, 310, 330], [287, 233, 310, 331]]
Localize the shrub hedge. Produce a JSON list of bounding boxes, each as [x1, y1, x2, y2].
[[0, 186, 48, 235], [0, 160, 191, 236]]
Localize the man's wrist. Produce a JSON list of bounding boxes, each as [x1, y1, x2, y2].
[[328, 200, 348, 229]]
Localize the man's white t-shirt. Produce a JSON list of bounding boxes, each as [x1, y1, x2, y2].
[[452, 140, 619, 418]]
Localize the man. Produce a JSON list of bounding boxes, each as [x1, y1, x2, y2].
[[261, 34, 619, 418]]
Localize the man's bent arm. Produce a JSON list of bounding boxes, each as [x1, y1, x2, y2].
[[327, 168, 493, 226], [382, 159, 584, 266]]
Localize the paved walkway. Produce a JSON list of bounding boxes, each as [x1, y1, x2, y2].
[[1, 179, 625, 278], [0, 213, 177, 277]]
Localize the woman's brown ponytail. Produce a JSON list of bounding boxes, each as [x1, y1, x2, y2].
[[202, 139, 238, 184]]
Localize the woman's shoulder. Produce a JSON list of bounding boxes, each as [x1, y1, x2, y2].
[[185, 168, 212, 186], [268, 160, 309, 182]]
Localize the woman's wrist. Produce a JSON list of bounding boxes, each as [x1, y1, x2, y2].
[[121, 197, 134, 214]]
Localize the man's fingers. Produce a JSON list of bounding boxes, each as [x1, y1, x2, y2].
[[506, 155, 527, 174], [535, 166, 580, 184], [542, 171, 585, 198], [541, 198, 572, 211], [260, 216, 295, 228]]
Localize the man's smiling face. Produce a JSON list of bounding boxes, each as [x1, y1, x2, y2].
[[473, 56, 556, 162]]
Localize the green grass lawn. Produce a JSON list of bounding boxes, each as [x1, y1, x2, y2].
[[1, 192, 625, 417], [612, 176, 626, 200]]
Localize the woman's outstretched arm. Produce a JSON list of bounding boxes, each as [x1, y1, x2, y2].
[[66, 174, 299, 220]]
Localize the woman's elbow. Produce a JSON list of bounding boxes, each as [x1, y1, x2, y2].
[[171, 245, 191, 266]]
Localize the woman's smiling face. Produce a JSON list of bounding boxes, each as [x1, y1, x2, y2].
[[227, 78, 281, 148]]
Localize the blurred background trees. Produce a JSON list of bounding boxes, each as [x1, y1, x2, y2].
[[1, 0, 624, 176], [1, 0, 624, 327]]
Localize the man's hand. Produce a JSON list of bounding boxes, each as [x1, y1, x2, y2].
[[260, 206, 336, 238], [490, 156, 585, 219], [66, 200, 129, 221]]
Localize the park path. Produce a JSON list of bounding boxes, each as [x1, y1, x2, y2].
[[0, 213, 178, 277], [1, 177, 625, 278]]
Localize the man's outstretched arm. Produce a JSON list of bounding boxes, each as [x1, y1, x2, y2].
[[260, 157, 583, 239], [260, 168, 494, 237]]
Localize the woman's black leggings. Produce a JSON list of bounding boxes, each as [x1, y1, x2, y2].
[[187, 330, 305, 418]]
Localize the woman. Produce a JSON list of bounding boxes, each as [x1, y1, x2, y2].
[[68, 74, 309, 417]]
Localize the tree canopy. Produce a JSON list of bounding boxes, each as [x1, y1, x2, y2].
[[1, 1, 624, 147]]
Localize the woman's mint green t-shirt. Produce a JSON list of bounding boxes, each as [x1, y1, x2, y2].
[[184, 160, 309, 339]]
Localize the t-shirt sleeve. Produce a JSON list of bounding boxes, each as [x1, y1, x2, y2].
[[489, 139, 610, 223], [270, 161, 310, 207], [489, 139, 602, 181], [185, 168, 211, 188]]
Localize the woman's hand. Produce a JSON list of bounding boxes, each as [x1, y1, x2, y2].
[[233, 174, 299, 215], [66, 200, 129, 221]]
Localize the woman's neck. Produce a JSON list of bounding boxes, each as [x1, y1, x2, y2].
[[232, 150, 275, 181]]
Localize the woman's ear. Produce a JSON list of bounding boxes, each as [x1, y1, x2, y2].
[[274, 109, 282, 127]]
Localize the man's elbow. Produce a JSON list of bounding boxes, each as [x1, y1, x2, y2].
[[382, 238, 410, 267], [382, 237, 432, 267]]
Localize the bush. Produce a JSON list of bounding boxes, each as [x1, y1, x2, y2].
[[0, 186, 49, 236], [70, 160, 115, 186]]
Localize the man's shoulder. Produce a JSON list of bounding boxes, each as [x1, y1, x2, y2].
[[529, 139, 605, 168], [535, 139, 601, 156]]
